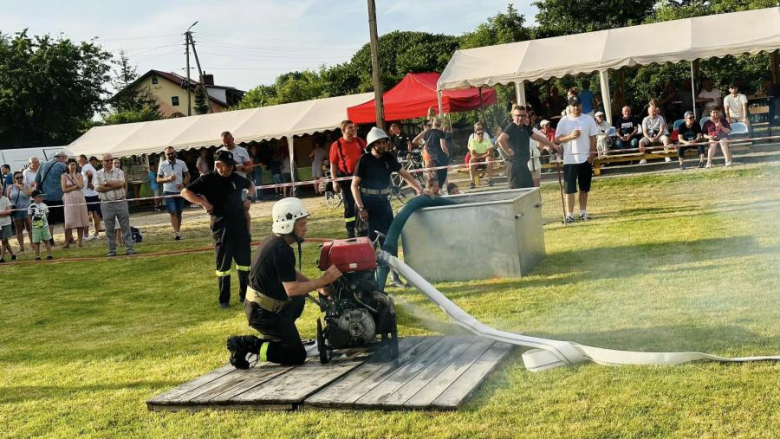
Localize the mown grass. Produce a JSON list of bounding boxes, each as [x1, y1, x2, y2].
[[2, 164, 780, 438]]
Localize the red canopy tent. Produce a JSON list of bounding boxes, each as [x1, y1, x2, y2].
[[347, 72, 497, 124]]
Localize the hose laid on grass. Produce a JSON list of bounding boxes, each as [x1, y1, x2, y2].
[[380, 251, 780, 371]]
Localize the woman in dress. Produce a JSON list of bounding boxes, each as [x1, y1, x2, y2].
[[60, 161, 89, 248], [6, 171, 32, 251]]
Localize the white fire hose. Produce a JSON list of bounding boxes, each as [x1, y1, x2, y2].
[[380, 251, 780, 371]]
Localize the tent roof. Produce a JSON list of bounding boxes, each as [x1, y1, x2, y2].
[[438, 7, 780, 90], [347, 72, 496, 123], [66, 93, 374, 158]]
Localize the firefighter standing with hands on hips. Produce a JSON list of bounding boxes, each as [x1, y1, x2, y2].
[[329, 120, 366, 238], [181, 150, 255, 309], [352, 127, 425, 286], [226, 197, 343, 368]]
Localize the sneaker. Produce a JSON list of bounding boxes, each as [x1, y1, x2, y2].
[[11, 255, 17, 261], [680, 164, 686, 170], [705, 162, 712, 169], [469, 182, 476, 189], [389, 277, 406, 288], [220, 302, 230, 309], [35, 256, 41, 261], [725, 161, 733, 167], [46, 255, 53, 260], [698, 162, 705, 168], [0, 258, 4, 263], [639, 159, 648, 165], [565, 215, 576, 224], [93, 234, 101, 239], [665, 157, 672, 162], [579, 213, 592, 221], [126, 249, 136, 256], [174, 234, 181, 241], [106, 251, 116, 257], [488, 179, 495, 187]]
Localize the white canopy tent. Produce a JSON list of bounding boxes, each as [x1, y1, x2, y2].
[[66, 92, 374, 184], [437, 7, 780, 123]]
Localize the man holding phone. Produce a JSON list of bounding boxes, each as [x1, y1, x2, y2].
[[555, 96, 598, 223]]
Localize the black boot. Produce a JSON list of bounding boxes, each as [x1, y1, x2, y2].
[[238, 270, 249, 303], [218, 275, 231, 307], [226, 335, 262, 369], [346, 228, 356, 238]]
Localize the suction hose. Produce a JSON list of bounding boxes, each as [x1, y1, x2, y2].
[[379, 251, 780, 371], [376, 195, 455, 291]]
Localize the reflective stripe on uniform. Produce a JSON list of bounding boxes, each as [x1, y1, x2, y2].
[[215, 270, 230, 277], [259, 341, 269, 362], [236, 264, 250, 272], [344, 216, 356, 222]]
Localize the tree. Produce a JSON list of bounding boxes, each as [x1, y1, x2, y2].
[[102, 50, 162, 124], [194, 86, 210, 114], [461, 4, 531, 49], [237, 70, 326, 109], [0, 30, 112, 148], [532, 0, 656, 37]]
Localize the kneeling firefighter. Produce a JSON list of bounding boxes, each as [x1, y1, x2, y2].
[[352, 126, 425, 286], [226, 197, 343, 368]]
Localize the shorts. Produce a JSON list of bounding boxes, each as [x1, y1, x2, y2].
[[563, 161, 593, 194], [45, 199, 64, 225], [0, 224, 12, 239], [273, 174, 282, 185], [32, 226, 52, 243], [282, 173, 292, 183], [85, 195, 101, 213], [12, 208, 28, 220], [163, 191, 185, 214]]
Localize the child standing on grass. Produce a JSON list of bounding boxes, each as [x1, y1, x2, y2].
[[28, 189, 53, 261], [0, 188, 17, 262]]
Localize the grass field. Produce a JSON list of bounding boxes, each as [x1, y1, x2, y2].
[[3, 163, 780, 438]]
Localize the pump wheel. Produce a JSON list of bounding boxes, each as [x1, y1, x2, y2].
[[317, 318, 331, 364]]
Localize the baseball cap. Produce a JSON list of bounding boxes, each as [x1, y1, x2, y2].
[[594, 111, 605, 118], [53, 150, 67, 158], [31, 189, 46, 198], [540, 119, 550, 127], [214, 150, 236, 166], [568, 96, 582, 106]]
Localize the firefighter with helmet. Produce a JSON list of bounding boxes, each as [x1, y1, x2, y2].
[[181, 150, 255, 308], [352, 127, 425, 286], [226, 197, 343, 368]]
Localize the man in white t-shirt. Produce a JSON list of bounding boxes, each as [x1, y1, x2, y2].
[[723, 83, 750, 128], [554, 96, 598, 223], [78, 154, 102, 241], [157, 146, 190, 240], [698, 79, 722, 115], [638, 100, 671, 163], [218, 131, 251, 178]]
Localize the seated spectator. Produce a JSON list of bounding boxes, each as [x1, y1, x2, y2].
[[703, 107, 733, 168], [614, 106, 640, 151], [698, 79, 722, 116], [723, 83, 750, 128], [594, 111, 612, 157], [426, 176, 441, 196], [675, 111, 705, 170], [639, 100, 671, 164], [539, 120, 555, 142], [467, 123, 494, 188], [446, 182, 460, 195]]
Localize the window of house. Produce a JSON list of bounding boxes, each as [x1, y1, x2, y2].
[[152, 75, 158, 84], [172, 96, 180, 106]]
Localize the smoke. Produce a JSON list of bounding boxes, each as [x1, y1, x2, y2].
[[391, 294, 469, 336]]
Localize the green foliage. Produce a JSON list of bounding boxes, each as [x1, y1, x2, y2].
[[0, 30, 111, 148], [194, 85, 209, 115], [533, 0, 656, 37], [238, 70, 326, 109], [461, 4, 531, 49]]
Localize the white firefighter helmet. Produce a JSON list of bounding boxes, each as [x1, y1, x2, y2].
[[365, 126, 389, 149], [272, 197, 310, 235]]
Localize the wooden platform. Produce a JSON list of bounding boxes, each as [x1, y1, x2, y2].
[[147, 336, 513, 412]]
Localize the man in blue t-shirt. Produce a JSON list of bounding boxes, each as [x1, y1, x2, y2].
[[579, 79, 596, 116]]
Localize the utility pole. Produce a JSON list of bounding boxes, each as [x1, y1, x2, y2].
[[367, 0, 385, 130], [188, 31, 211, 114], [185, 22, 198, 116]]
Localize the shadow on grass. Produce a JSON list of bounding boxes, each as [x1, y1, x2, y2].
[[529, 323, 780, 355], [0, 381, 177, 404]]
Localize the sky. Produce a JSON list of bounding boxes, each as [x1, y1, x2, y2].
[[0, 0, 537, 92]]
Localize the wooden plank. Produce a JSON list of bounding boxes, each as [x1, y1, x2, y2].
[[148, 402, 294, 412], [305, 336, 439, 408], [147, 365, 236, 406], [189, 364, 295, 404], [403, 338, 494, 408], [231, 349, 370, 404], [373, 336, 476, 407], [430, 342, 514, 410], [352, 337, 460, 407]]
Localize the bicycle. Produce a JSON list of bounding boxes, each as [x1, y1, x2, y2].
[[322, 168, 344, 209], [391, 149, 427, 197]]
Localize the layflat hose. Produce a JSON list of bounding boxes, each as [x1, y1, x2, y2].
[[379, 251, 780, 371], [376, 195, 455, 291]]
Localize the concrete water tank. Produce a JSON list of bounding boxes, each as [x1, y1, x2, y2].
[[400, 188, 545, 282]]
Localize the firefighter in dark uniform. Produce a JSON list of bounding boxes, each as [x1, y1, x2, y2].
[[226, 197, 343, 368], [352, 127, 425, 287], [329, 119, 366, 238], [181, 150, 255, 308]]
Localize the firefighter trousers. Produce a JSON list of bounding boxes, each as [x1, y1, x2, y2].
[[341, 186, 357, 238], [212, 217, 251, 306], [244, 296, 307, 365]]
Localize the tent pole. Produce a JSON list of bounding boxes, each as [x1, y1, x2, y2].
[[437, 90, 444, 118], [690, 61, 697, 120], [478, 87, 487, 126], [772, 50, 779, 84], [287, 136, 295, 191], [598, 70, 612, 125], [515, 81, 527, 107]]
